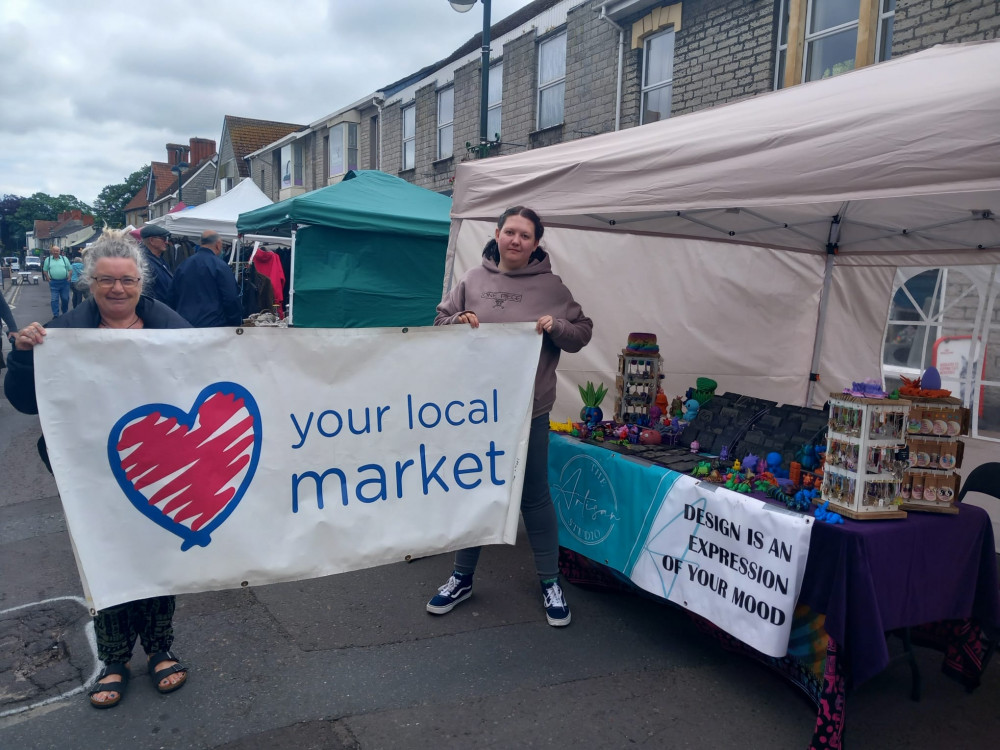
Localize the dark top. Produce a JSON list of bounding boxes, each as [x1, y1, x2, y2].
[[3, 296, 190, 415], [168, 246, 242, 328], [1, 291, 16, 340], [142, 247, 174, 305]]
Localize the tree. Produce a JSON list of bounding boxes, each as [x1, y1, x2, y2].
[[5, 193, 93, 254], [92, 166, 150, 229], [0, 194, 22, 253]]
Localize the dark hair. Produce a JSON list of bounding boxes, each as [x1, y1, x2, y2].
[[482, 206, 546, 264]]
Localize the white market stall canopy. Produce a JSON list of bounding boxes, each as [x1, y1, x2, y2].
[[446, 41, 1000, 418], [147, 179, 273, 240]]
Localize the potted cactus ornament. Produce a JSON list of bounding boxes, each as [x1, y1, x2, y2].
[[578, 381, 608, 424]]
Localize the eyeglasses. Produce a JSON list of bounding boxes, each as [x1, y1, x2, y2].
[[94, 276, 141, 289]]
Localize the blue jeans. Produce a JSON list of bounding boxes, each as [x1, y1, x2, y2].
[[49, 278, 70, 317], [454, 413, 560, 581]]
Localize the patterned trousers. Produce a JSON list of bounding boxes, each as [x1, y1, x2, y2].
[[94, 595, 176, 663]]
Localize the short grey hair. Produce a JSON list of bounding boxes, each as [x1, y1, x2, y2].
[[80, 228, 149, 287]]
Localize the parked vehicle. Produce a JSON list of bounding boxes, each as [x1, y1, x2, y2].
[[3, 256, 19, 272], [24, 256, 41, 270]]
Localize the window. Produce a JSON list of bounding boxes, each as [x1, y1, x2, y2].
[[876, 0, 895, 62], [218, 161, 234, 194], [280, 141, 304, 188], [437, 87, 454, 160], [776, 0, 896, 89], [804, 0, 859, 83], [402, 104, 415, 170], [487, 63, 503, 141], [329, 123, 358, 177], [641, 29, 674, 124], [881, 267, 995, 438], [537, 31, 566, 130]]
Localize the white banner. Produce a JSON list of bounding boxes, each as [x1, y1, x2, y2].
[[628, 479, 813, 657], [34, 324, 540, 612], [549, 436, 813, 657]]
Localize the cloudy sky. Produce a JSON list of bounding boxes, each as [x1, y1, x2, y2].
[[0, 0, 530, 205]]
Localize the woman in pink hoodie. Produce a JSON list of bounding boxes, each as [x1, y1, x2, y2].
[[426, 206, 593, 626]]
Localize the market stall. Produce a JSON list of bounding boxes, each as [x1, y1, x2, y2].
[[237, 170, 451, 328], [146, 177, 273, 240], [443, 39, 1000, 750], [445, 40, 1000, 421]]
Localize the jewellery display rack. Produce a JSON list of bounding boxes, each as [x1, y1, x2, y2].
[[899, 396, 968, 515], [615, 351, 662, 424], [822, 394, 911, 520]]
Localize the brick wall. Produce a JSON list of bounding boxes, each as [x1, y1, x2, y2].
[[383, 104, 404, 177], [500, 31, 539, 155], [563, 1, 619, 139], [454, 58, 483, 166], [893, 0, 1000, 53]]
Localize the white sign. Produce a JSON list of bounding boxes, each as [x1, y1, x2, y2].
[[629, 478, 813, 657], [34, 324, 540, 612], [550, 436, 813, 657]]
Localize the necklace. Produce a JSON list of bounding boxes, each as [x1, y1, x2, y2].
[[99, 315, 141, 329]]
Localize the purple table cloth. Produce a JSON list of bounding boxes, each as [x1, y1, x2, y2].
[[796, 502, 1000, 686]]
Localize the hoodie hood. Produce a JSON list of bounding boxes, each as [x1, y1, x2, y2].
[[481, 249, 552, 277]]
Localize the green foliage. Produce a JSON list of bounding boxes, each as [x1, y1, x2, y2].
[[93, 165, 150, 229], [578, 381, 608, 408], [1, 192, 90, 252]]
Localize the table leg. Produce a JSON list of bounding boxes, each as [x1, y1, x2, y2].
[[809, 636, 846, 749]]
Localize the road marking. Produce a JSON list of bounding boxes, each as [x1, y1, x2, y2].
[[0, 596, 99, 718]]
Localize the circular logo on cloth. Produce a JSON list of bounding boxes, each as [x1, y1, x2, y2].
[[552, 455, 618, 545]]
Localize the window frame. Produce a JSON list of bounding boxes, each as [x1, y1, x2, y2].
[[280, 141, 304, 188], [776, 0, 895, 90], [640, 28, 675, 125], [536, 30, 567, 130], [437, 86, 454, 160], [401, 104, 416, 171], [487, 62, 503, 142], [329, 122, 359, 178]]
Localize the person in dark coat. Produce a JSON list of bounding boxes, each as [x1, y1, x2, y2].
[[169, 230, 242, 327], [138, 223, 174, 305], [5, 228, 192, 710], [0, 288, 16, 370]]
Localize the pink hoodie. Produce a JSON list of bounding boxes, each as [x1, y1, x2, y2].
[[436, 252, 593, 417]]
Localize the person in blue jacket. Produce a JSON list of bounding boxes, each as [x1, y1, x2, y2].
[[169, 230, 242, 327]]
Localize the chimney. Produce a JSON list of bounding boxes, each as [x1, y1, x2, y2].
[[189, 137, 216, 166], [166, 143, 189, 166]]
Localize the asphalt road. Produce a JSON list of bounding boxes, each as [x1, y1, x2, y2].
[[1, 279, 998, 749]]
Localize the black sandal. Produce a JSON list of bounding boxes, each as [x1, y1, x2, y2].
[[88, 663, 129, 709], [148, 650, 188, 694]]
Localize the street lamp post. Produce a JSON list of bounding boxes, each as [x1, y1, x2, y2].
[[171, 161, 189, 205], [449, 0, 492, 158]]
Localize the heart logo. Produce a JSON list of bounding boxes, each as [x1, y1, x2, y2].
[[107, 382, 262, 551]]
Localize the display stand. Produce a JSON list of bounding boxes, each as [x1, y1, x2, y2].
[[899, 395, 967, 515], [822, 394, 910, 520], [614, 351, 661, 424]]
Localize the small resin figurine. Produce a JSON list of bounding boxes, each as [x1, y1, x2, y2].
[[683, 398, 700, 421], [670, 396, 684, 417], [639, 428, 661, 445], [690, 440, 700, 454]]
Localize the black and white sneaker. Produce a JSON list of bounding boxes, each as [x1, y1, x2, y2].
[[426, 572, 473, 614], [541, 579, 571, 626]]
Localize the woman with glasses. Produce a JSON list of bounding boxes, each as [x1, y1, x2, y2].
[[4, 228, 192, 710]]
